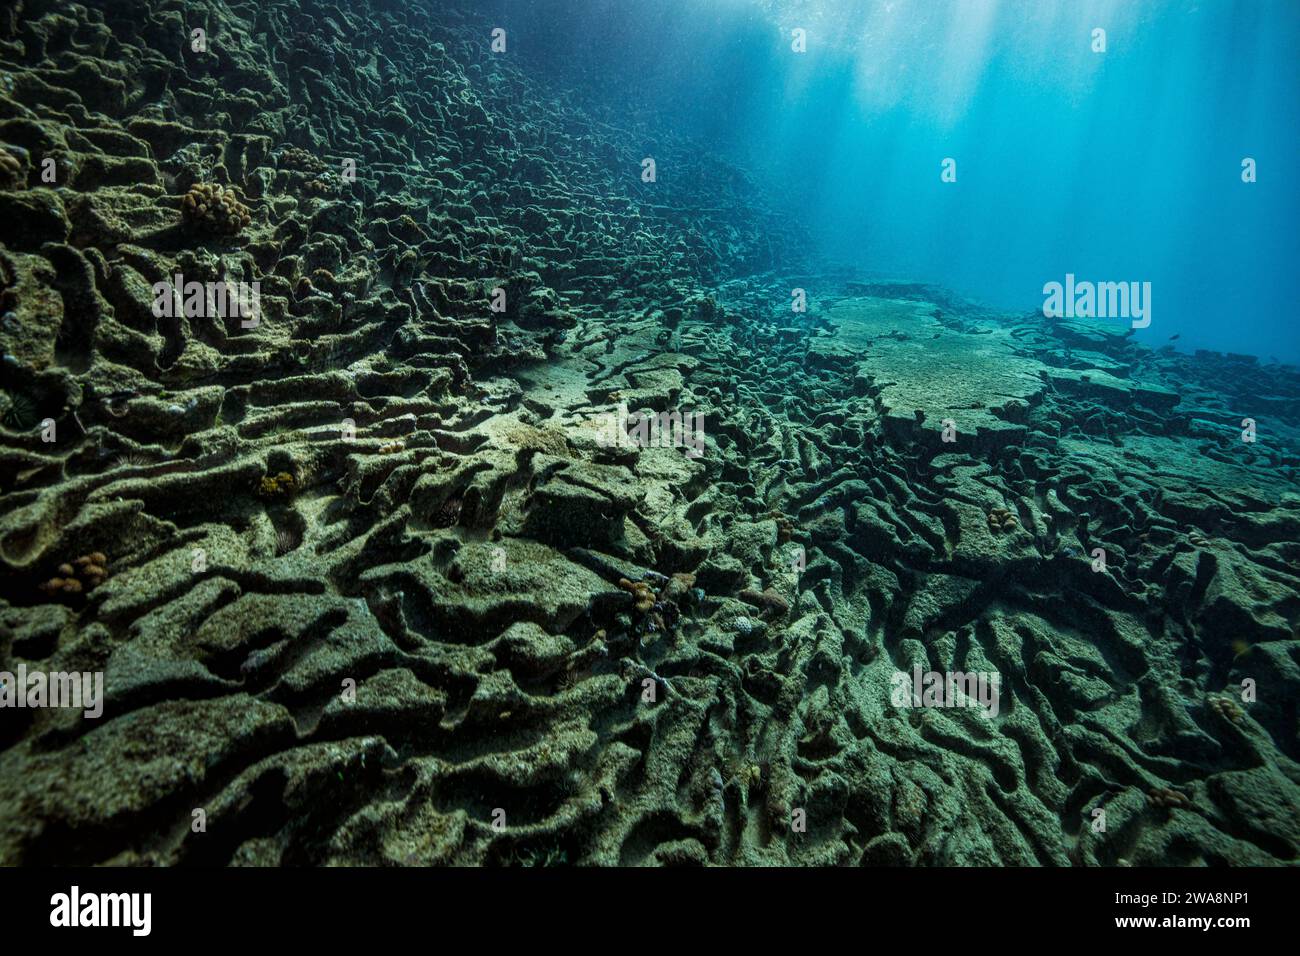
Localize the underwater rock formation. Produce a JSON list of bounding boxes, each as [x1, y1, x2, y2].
[[0, 0, 1298, 868]]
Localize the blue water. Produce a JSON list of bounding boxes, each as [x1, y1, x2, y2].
[[487, 0, 1300, 362]]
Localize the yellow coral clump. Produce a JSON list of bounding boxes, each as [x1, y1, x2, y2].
[[259, 471, 296, 498], [181, 182, 252, 235], [618, 577, 656, 614], [0, 150, 24, 190], [1209, 695, 1243, 724], [1146, 787, 1191, 809], [39, 552, 109, 597], [279, 146, 326, 174], [988, 506, 1018, 533]]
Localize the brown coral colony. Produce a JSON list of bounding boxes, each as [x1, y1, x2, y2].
[[181, 182, 252, 235], [987, 506, 1018, 533], [39, 552, 109, 597]]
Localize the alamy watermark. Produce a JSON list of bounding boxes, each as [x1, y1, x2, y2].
[[50, 886, 150, 936], [152, 273, 260, 328], [891, 665, 1000, 720], [595, 403, 705, 458], [0, 665, 103, 718], [1042, 273, 1150, 329]]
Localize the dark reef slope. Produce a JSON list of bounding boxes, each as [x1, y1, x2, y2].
[[1, 0, 1299, 866]]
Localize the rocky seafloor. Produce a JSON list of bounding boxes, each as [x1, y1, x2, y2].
[[1, 0, 1299, 867]]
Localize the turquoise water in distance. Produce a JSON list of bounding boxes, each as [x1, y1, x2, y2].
[[478, 0, 1300, 363]]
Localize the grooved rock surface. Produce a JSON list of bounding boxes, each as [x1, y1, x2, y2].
[[0, 1, 1298, 869]]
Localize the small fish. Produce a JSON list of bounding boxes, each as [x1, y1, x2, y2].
[[1167, 334, 1180, 341]]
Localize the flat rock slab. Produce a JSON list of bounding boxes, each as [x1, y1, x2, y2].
[[1045, 367, 1180, 409], [810, 297, 1047, 451]]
